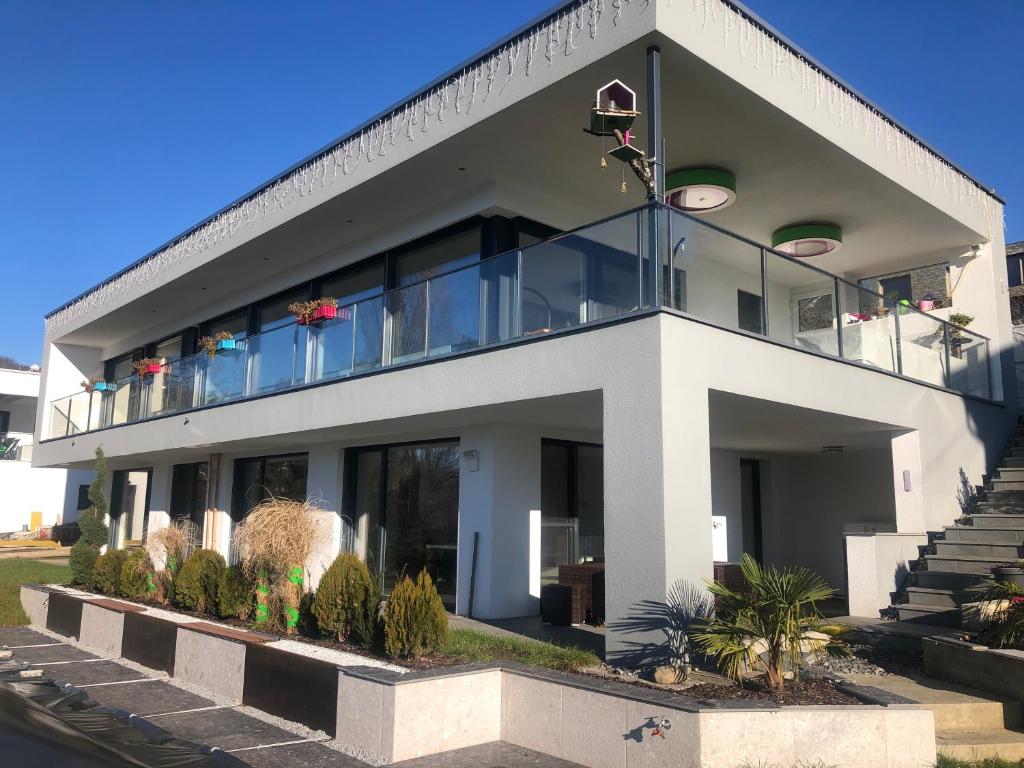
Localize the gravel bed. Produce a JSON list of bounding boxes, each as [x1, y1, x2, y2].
[[269, 639, 405, 672]]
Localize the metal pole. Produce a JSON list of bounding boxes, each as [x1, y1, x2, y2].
[[834, 277, 844, 358], [894, 305, 903, 375], [646, 45, 663, 202], [759, 249, 769, 336]]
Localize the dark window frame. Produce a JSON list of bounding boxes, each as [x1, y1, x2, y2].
[[230, 452, 309, 523]]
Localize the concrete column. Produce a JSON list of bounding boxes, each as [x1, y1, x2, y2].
[[305, 444, 343, 589], [603, 362, 714, 665], [891, 431, 926, 533], [456, 424, 542, 619], [146, 462, 173, 534]]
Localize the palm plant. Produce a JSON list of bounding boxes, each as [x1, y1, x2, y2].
[[692, 554, 849, 691], [975, 580, 1024, 649]]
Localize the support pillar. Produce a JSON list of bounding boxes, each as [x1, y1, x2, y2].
[[603, 351, 713, 666]]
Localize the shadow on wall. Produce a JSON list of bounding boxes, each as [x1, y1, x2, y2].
[[956, 466, 979, 519], [605, 580, 714, 669]]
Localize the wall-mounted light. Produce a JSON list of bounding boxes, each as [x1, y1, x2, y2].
[[665, 168, 737, 212], [772, 223, 843, 257]]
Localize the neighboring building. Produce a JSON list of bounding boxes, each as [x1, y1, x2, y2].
[[1, 366, 93, 535], [1007, 241, 1024, 326], [32, 1, 1016, 660]]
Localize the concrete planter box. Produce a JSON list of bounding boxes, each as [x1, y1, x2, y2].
[[174, 622, 275, 703], [338, 663, 935, 768], [19, 585, 936, 768], [79, 598, 145, 658], [924, 636, 1024, 702]]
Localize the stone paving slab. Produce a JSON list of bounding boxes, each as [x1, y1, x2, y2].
[[237, 741, 368, 767], [45, 659, 150, 686], [391, 741, 585, 767], [84, 678, 217, 717], [11, 643, 99, 663], [154, 707, 302, 752], [0, 626, 53, 646]]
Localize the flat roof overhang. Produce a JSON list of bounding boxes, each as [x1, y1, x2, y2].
[[49, 25, 988, 353]]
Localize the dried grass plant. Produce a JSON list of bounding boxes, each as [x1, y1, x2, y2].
[[144, 518, 199, 604], [233, 496, 325, 632]]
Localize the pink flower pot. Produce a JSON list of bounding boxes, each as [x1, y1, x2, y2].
[[917, 300, 937, 311]]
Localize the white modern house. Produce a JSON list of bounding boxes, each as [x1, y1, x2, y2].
[[1, 366, 93, 535], [32, 0, 1015, 660]]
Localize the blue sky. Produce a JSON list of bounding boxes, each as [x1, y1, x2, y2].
[[2, 1, 1021, 365]]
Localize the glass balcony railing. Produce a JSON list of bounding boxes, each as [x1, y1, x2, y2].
[[45, 204, 995, 439]]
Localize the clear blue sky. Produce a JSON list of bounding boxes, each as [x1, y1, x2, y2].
[[2, 1, 1021, 365]]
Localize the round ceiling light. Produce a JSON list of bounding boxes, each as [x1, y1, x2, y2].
[[771, 223, 843, 257], [665, 168, 737, 212]]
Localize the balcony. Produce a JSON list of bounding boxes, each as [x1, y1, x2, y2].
[[46, 204, 994, 440]]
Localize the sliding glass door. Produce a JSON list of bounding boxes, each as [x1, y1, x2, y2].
[[109, 468, 152, 550], [347, 440, 460, 610]]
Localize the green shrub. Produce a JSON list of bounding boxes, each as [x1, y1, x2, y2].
[[174, 549, 226, 613], [217, 564, 254, 620], [70, 448, 109, 586], [69, 540, 100, 589], [382, 569, 448, 658], [92, 550, 128, 595], [119, 549, 153, 599], [312, 554, 379, 648]]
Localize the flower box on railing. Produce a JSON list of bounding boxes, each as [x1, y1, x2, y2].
[[216, 338, 236, 352], [312, 304, 337, 322], [145, 363, 163, 375], [289, 297, 339, 325]]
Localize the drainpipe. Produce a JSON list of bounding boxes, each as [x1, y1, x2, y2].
[[205, 453, 221, 551], [646, 45, 663, 202], [647, 45, 664, 307]]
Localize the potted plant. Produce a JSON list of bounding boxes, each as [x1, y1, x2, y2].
[[81, 377, 109, 393], [290, 297, 340, 325], [199, 331, 235, 357], [917, 293, 938, 311], [994, 560, 1024, 588], [133, 357, 164, 377], [947, 312, 974, 359], [289, 300, 315, 325], [312, 296, 339, 323]]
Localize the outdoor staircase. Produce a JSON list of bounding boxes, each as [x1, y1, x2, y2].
[[891, 420, 1024, 626]]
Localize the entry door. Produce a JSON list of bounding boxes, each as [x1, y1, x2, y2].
[[346, 440, 460, 610], [739, 459, 763, 563], [540, 441, 604, 585], [169, 462, 209, 551], [109, 468, 153, 549]]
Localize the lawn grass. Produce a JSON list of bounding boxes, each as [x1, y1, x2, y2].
[[937, 755, 1022, 768], [0, 559, 72, 625], [443, 627, 600, 672]]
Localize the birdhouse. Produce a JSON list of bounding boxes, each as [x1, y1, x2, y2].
[[590, 79, 640, 136]]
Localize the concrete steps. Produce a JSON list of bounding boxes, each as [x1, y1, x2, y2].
[[888, 422, 1024, 627], [943, 526, 1024, 543], [843, 668, 1024, 762], [937, 729, 1024, 762], [895, 602, 960, 626], [933, 539, 1023, 559], [904, 586, 973, 609], [925, 554, 1009, 575]]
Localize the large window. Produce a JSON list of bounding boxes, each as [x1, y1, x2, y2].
[[540, 440, 603, 585], [110, 469, 152, 549], [202, 309, 250, 405], [170, 462, 209, 542], [346, 440, 460, 610], [231, 453, 309, 524]]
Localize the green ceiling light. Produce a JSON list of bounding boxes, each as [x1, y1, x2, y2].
[[771, 223, 843, 257], [665, 168, 737, 212]]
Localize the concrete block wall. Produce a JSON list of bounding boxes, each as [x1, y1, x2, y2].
[[20, 585, 937, 768]]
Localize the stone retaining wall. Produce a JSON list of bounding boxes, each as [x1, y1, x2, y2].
[[19, 584, 936, 767], [924, 636, 1024, 702]]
